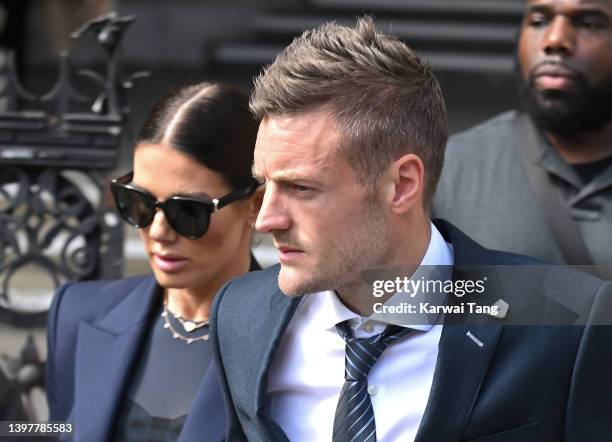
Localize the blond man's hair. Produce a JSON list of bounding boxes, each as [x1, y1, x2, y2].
[[250, 17, 448, 210]]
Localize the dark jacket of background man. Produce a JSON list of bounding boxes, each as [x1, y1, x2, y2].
[[434, 0, 612, 268]]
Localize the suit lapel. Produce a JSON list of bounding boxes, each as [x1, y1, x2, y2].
[[415, 322, 502, 442], [72, 276, 159, 442], [253, 288, 301, 440], [415, 221, 505, 442], [179, 363, 226, 442]]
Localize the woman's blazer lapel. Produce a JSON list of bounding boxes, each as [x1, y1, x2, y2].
[[71, 275, 160, 442]]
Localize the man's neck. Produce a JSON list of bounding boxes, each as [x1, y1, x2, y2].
[[545, 119, 612, 165], [336, 219, 432, 317]]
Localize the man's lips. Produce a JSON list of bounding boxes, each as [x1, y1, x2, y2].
[[276, 244, 305, 263], [532, 64, 577, 78], [535, 75, 576, 90], [531, 63, 580, 90]]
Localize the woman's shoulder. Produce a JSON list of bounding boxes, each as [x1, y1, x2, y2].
[[49, 274, 156, 327]]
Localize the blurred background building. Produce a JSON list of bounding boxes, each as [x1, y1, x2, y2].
[[0, 0, 525, 419], [23, 0, 524, 138]]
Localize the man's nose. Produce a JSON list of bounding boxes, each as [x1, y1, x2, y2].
[[255, 185, 291, 233], [543, 16, 575, 56]]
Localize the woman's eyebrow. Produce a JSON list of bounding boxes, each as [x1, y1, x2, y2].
[[130, 181, 213, 200], [172, 191, 213, 200]]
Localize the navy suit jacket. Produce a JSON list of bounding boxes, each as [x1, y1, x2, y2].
[[211, 220, 612, 442], [46, 274, 227, 442]]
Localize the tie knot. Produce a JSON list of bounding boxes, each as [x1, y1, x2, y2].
[[337, 321, 411, 381]]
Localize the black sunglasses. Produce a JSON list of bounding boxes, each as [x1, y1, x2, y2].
[[110, 172, 259, 239]]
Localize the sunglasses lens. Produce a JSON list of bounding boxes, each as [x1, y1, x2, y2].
[[112, 185, 155, 228], [163, 199, 211, 238]]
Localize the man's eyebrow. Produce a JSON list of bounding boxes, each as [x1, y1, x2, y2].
[[267, 171, 315, 183], [525, 3, 551, 13], [526, 3, 610, 18], [251, 164, 314, 182], [575, 8, 611, 20]]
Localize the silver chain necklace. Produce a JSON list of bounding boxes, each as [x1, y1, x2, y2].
[[161, 303, 209, 344]]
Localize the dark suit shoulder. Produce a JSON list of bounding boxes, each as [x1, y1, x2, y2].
[[47, 274, 155, 362], [46, 274, 156, 421], [489, 248, 603, 292], [224, 264, 280, 288], [488, 249, 544, 266], [485, 248, 604, 323], [437, 219, 604, 319], [211, 263, 296, 349], [215, 264, 280, 308], [50, 274, 154, 326]]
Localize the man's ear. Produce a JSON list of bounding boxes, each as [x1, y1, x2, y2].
[[247, 186, 265, 226], [385, 153, 425, 214]]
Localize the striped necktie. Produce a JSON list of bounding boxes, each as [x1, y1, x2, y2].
[[332, 321, 411, 442]]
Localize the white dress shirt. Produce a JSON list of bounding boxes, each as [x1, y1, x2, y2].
[[266, 223, 454, 441]]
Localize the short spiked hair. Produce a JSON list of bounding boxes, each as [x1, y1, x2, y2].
[[250, 17, 448, 210]]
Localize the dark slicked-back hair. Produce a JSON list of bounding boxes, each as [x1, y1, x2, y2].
[[250, 17, 448, 210], [138, 82, 258, 190]]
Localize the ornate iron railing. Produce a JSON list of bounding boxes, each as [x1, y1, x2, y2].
[[0, 13, 147, 324]]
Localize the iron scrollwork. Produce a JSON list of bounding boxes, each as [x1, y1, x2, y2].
[[0, 13, 146, 324]]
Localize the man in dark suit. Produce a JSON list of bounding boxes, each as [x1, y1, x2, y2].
[[210, 17, 612, 442]]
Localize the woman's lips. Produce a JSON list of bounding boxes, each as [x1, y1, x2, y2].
[[152, 254, 189, 273]]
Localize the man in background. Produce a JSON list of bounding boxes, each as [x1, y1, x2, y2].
[[435, 0, 612, 269]]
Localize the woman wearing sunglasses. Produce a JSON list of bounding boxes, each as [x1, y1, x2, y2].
[[46, 82, 261, 441]]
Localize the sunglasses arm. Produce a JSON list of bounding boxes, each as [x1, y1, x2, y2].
[[214, 181, 260, 211]]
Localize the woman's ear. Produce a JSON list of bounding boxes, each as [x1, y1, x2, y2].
[[247, 186, 265, 226]]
